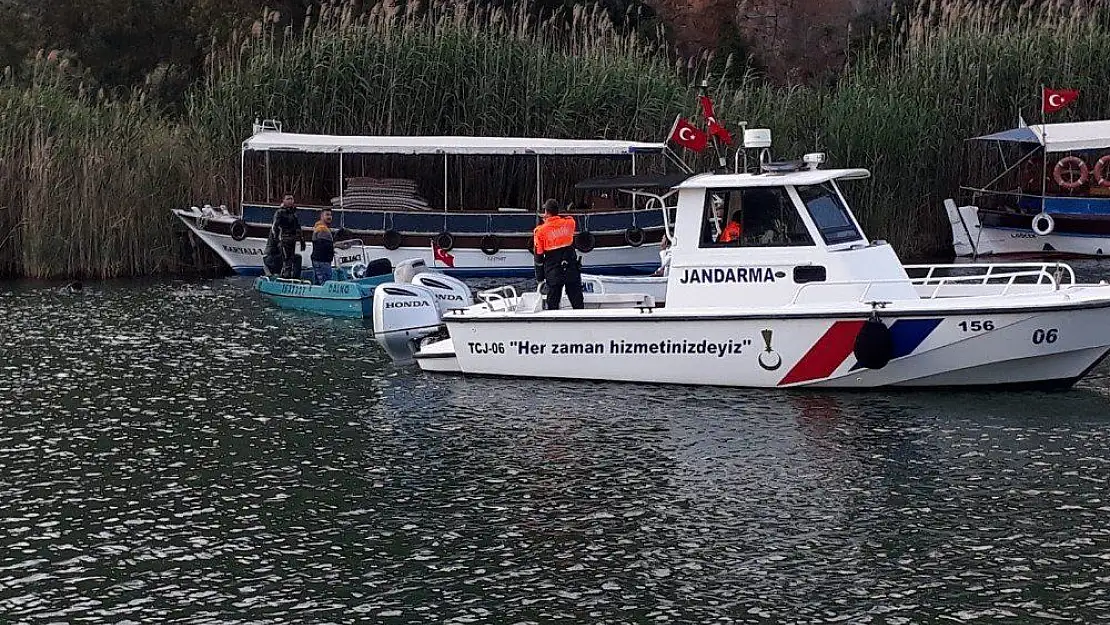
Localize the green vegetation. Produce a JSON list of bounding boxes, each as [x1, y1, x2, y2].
[[1, 0, 1108, 278]]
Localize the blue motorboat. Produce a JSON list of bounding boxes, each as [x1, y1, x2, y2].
[[254, 258, 394, 318]]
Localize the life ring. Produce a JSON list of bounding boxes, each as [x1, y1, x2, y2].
[[230, 219, 248, 241], [1053, 156, 1089, 190], [434, 231, 454, 251], [1032, 212, 1055, 236], [853, 313, 894, 370], [624, 226, 645, 247], [574, 231, 596, 253], [1095, 155, 1110, 188], [480, 235, 501, 256], [383, 229, 403, 250]]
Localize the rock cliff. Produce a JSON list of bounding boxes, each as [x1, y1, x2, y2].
[[650, 0, 893, 83]]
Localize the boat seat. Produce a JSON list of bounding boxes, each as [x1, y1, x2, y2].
[[580, 293, 656, 309], [515, 292, 544, 314]]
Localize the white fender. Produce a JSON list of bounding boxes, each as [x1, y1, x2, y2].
[[1032, 212, 1055, 236]]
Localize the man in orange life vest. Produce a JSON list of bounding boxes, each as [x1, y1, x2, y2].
[[533, 198, 584, 310], [718, 211, 742, 244]]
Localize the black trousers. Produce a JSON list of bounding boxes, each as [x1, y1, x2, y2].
[[544, 247, 583, 310], [279, 239, 298, 278]]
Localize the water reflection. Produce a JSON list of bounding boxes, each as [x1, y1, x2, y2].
[[1, 274, 1110, 622]]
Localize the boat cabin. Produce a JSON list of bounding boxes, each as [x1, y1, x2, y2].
[[665, 167, 919, 309]]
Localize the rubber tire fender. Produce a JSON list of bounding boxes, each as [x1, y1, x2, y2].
[[480, 234, 501, 256], [383, 229, 403, 251], [230, 219, 248, 241], [624, 226, 645, 247], [434, 231, 454, 252], [575, 230, 596, 253]]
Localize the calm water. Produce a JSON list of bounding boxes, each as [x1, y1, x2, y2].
[[4, 264, 1110, 623]]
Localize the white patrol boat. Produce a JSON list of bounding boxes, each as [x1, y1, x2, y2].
[[373, 138, 1110, 389]]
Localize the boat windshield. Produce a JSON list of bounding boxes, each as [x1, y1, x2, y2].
[[796, 183, 862, 245]]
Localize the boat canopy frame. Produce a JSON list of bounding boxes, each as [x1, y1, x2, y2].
[[963, 121, 1110, 200], [239, 121, 672, 219], [973, 120, 1110, 154]]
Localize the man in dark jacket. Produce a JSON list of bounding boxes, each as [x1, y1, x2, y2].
[[273, 194, 305, 278]]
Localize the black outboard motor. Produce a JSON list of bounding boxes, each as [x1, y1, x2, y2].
[[854, 310, 894, 370]]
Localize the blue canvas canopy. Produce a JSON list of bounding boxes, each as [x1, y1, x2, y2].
[[974, 121, 1110, 153]]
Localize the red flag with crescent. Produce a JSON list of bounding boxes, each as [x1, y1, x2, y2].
[[1043, 88, 1079, 114], [433, 242, 455, 267], [669, 116, 708, 152], [698, 95, 734, 145]]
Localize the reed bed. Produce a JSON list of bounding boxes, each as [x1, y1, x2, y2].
[[0, 58, 197, 278], [1, 0, 1109, 277]]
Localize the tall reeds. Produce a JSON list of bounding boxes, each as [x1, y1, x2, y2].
[[0, 56, 198, 278], [1, 0, 1109, 277]]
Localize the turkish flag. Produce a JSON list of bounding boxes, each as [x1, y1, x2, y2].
[[433, 243, 455, 267], [669, 116, 708, 152], [698, 95, 734, 145], [1043, 88, 1080, 114]]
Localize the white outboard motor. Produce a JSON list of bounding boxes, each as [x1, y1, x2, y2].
[[410, 273, 473, 315], [372, 283, 445, 365], [393, 258, 429, 284]]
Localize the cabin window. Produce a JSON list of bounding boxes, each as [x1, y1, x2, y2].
[[699, 186, 814, 248], [796, 183, 863, 245]]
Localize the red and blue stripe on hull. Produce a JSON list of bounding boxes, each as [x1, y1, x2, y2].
[[779, 318, 943, 386]]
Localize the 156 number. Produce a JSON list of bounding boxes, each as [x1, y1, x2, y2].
[[958, 320, 995, 332]]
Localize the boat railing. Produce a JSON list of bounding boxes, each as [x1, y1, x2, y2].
[[477, 286, 519, 312], [789, 262, 1076, 305], [904, 262, 1076, 288]]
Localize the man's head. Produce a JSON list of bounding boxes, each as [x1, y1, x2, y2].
[[542, 198, 560, 217], [730, 211, 743, 224], [281, 194, 295, 208], [319, 208, 333, 225]]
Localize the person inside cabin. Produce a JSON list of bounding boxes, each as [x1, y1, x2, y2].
[[652, 236, 671, 277], [717, 211, 743, 244], [273, 193, 306, 278], [533, 198, 584, 310]]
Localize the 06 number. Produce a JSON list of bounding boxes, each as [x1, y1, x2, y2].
[[1032, 328, 1059, 345], [958, 320, 995, 332]]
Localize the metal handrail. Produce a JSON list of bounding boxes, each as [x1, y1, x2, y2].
[[789, 264, 1074, 305], [903, 262, 1076, 286]]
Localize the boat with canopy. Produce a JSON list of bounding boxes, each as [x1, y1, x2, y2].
[[174, 121, 679, 277], [948, 120, 1110, 256]]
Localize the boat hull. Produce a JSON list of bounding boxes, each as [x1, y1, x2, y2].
[[255, 276, 390, 318], [426, 302, 1110, 388], [175, 209, 662, 277], [949, 203, 1110, 257]]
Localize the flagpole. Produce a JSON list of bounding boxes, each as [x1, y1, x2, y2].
[[1040, 84, 1048, 217], [699, 79, 727, 173]]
